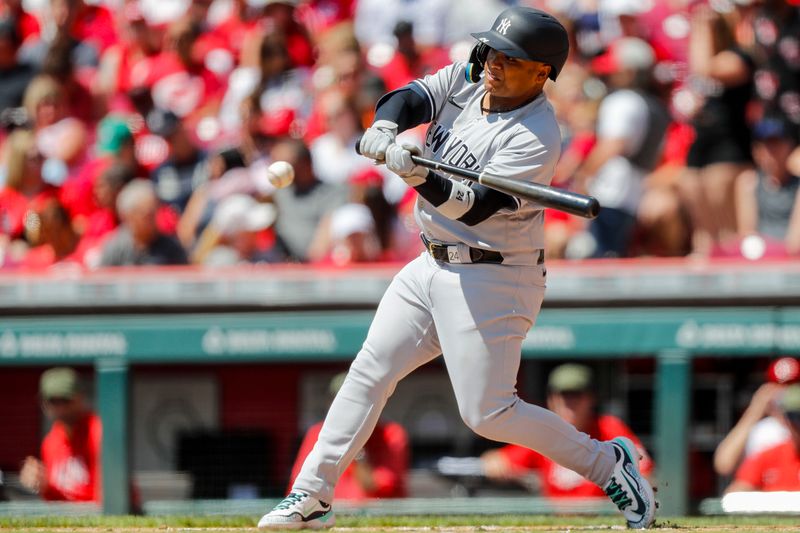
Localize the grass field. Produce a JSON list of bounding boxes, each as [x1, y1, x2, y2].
[[2, 515, 800, 533]]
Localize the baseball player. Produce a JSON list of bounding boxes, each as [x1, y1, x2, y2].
[[259, 7, 656, 530]]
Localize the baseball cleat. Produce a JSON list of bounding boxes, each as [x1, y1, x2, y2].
[[603, 437, 656, 529], [257, 491, 335, 530]]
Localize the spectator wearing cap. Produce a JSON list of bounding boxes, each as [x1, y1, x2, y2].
[[726, 383, 800, 492], [98, 178, 187, 266], [733, 117, 800, 259], [19, 367, 101, 502], [714, 356, 800, 477], [680, 2, 755, 257], [192, 193, 285, 265], [147, 108, 209, 216], [569, 37, 670, 258], [269, 138, 347, 262], [308, 202, 382, 266], [287, 372, 409, 501], [59, 114, 142, 233], [480, 363, 653, 498]]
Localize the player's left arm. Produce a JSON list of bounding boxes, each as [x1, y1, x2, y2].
[[387, 126, 556, 225]]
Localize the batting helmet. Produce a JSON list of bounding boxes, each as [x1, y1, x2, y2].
[[470, 7, 570, 81]]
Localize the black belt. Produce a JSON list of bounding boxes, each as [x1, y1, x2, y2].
[[421, 234, 505, 264]]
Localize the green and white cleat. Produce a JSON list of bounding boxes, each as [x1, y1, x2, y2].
[[257, 491, 335, 530], [603, 437, 656, 529]]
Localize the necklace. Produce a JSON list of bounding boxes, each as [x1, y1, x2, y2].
[[480, 91, 540, 114]]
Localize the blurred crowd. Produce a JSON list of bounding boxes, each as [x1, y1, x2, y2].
[[0, 0, 799, 269]]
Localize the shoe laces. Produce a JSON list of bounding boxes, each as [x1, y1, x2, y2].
[[605, 477, 633, 510], [274, 492, 308, 511]]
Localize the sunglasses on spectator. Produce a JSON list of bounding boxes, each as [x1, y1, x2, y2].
[[45, 397, 74, 405], [786, 411, 800, 427]]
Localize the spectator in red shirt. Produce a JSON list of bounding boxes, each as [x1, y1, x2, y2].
[[480, 364, 654, 498], [0, 128, 57, 242], [19, 367, 101, 502], [727, 384, 800, 492], [288, 373, 409, 500], [0, 0, 40, 42], [20, 196, 83, 268]]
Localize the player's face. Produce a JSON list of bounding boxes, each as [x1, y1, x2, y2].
[[483, 49, 551, 100]]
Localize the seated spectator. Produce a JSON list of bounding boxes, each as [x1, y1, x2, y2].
[[19, 367, 101, 502], [0, 0, 40, 43], [0, 128, 57, 246], [309, 89, 369, 186], [714, 357, 800, 477], [147, 108, 209, 215], [94, 0, 163, 103], [309, 202, 382, 266], [145, 17, 225, 128], [78, 162, 136, 267], [192, 193, 285, 266], [480, 364, 653, 498], [0, 18, 36, 117], [726, 383, 800, 493], [288, 372, 409, 501], [59, 114, 142, 232], [733, 118, 800, 258], [372, 21, 449, 92], [22, 74, 88, 170], [176, 147, 246, 250], [20, 197, 83, 268], [217, 30, 309, 140], [18, 0, 112, 71], [99, 178, 187, 266], [270, 138, 347, 262]]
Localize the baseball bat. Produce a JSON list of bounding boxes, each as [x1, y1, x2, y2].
[[355, 140, 600, 219]]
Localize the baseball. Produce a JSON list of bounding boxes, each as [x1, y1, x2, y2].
[[267, 160, 295, 189]]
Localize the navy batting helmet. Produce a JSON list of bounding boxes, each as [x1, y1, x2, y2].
[[470, 7, 570, 81]]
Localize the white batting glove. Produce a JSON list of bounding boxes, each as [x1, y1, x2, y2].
[[359, 120, 398, 162], [385, 143, 428, 186]]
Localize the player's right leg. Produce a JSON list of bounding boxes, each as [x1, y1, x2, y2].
[[602, 437, 656, 529], [259, 254, 441, 529]]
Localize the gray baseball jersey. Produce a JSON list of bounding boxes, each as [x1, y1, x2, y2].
[[291, 62, 617, 505], [412, 62, 562, 265]]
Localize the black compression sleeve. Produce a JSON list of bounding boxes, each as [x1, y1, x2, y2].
[[374, 86, 432, 132], [414, 172, 518, 226]]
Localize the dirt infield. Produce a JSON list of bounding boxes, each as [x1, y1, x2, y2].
[[4, 515, 800, 533], [6, 527, 800, 533]]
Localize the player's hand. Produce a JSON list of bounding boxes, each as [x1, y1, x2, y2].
[[20, 456, 46, 494], [359, 120, 398, 162], [385, 143, 428, 186]]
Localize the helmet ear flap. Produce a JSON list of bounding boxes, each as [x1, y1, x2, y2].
[[466, 41, 489, 83]]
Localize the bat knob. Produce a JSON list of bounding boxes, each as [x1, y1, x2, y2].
[[586, 197, 601, 219]]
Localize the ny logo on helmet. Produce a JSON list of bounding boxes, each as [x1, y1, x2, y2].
[[496, 17, 511, 35]]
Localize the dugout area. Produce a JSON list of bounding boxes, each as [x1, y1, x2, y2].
[[1, 260, 800, 519]]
